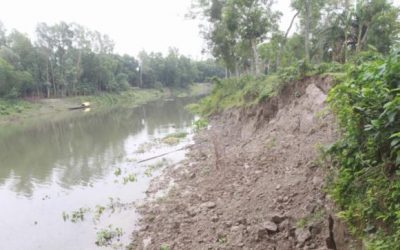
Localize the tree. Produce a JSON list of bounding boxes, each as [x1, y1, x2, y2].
[[0, 21, 224, 98], [0, 21, 6, 47], [354, 0, 400, 53], [192, 0, 280, 76], [291, 0, 325, 62]]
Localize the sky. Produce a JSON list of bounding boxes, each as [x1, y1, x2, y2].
[[0, 0, 296, 59]]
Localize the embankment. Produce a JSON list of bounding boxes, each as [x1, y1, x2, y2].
[[129, 76, 356, 249], [0, 84, 210, 127]]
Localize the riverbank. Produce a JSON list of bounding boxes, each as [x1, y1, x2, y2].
[[129, 76, 357, 249], [0, 83, 211, 127]]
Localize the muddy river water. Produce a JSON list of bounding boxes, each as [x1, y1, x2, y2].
[[0, 97, 197, 249]]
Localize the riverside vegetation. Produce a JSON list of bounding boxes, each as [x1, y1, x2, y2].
[[1, 0, 400, 249]]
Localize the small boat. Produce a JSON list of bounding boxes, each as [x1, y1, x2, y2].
[[69, 102, 91, 110]]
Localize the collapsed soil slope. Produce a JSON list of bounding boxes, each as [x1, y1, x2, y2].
[[130, 76, 351, 249]]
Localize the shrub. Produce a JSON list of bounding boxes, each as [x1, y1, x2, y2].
[[327, 50, 400, 248]]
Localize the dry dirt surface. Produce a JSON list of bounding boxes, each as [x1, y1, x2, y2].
[[130, 76, 354, 250]]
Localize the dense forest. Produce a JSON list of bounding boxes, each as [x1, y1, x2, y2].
[[0, 21, 225, 98]]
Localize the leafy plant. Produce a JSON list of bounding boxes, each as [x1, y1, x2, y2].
[[62, 207, 91, 223], [114, 168, 121, 176], [123, 174, 137, 184], [192, 74, 284, 116], [161, 132, 187, 145], [160, 244, 169, 250], [217, 235, 227, 244], [94, 205, 106, 221], [193, 118, 208, 132], [95, 225, 123, 246], [327, 50, 400, 248]]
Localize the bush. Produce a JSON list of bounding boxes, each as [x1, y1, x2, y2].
[[327, 50, 400, 248], [193, 74, 283, 116]]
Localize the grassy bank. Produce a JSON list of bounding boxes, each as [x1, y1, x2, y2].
[[0, 83, 213, 127], [188, 62, 344, 116], [0, 98, 35, 116], [188, 74, 282, 116], [71, 88, 164, 108], [0, 88, 164, 126]]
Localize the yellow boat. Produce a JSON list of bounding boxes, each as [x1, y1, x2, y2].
[[69, 102, 91, 110]]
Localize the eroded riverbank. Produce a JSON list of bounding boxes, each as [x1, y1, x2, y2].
[[129, 77, 357, 249]]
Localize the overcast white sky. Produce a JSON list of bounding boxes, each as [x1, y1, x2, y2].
[[0, 0, 299, 59]]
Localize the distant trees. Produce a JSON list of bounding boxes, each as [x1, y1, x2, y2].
[[0, 22, 224, 98], [138, 49, 223, 88]]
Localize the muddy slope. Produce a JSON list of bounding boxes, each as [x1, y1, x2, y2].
[[130, 76, 352, 250]]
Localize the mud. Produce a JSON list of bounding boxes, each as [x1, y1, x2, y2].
[[129, 76, 355, 250]]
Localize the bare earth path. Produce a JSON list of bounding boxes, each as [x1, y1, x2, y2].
[[130, 77, 353, 250]]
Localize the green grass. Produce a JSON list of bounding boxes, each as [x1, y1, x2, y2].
[[0, 98, 33, 116], [161, 132, 188, 145], [187, 61, 347, 117], [189, 74, 284, 116], [72, 88, 164, 108], [296, 209, 326, 229], [0, 88, 164, 128]]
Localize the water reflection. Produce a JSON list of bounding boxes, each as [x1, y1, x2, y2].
[[0, 97, 196, 197]]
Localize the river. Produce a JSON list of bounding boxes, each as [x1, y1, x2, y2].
[[0, 97, 197, 249]]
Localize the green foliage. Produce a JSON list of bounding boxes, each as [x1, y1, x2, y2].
[[194, 74, 283, 116], [193, 118, 209, 132], [193, 0, 281, 75], [113, 168, 121, 177], [62, 207, 91, 223], [138, 50, 224, 88], [94, 205, 106, 221], [0, 98, 31, 116], [160, 244, 170, 250], [315, 62, 344, 75], [122, 174, 137, 184], [217, 235, 227, 244], [296, 209, 325, 229], [0, 21, 224, 98], [161, 132, 187, 145], [327, 50, 400, 248], [95, 225, 123, 246], [144, 158, 169, 177]]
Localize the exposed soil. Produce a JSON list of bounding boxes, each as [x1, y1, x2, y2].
[[130, 76, 356, 250]]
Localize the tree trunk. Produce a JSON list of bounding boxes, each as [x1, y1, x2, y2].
[[360, 25, 369, 48], [74, 50, 82, 96], [251, 39, 260, 76], [304, 0, 311, 63], [356, 22, 366, 52], [278, 11, 299, 69], [235, 61, 239, 78]]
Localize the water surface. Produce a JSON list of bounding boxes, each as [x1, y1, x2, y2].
[[0, 97, 197, 249]]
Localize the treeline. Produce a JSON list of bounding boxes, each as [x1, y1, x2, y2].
[[191, 0, 400, 76], [0, 21, 225, 98]]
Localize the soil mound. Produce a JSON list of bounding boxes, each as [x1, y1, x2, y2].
[[130, 76, 352, 249]]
